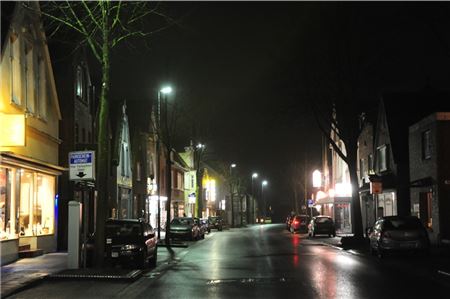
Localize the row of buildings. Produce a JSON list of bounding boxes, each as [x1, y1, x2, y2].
[[312, 91, 450, 245], [0, 2, 256, 265]]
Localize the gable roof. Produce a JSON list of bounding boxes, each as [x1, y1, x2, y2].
[[380, 88, 450, 163]]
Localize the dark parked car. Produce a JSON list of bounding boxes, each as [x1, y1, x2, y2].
[[290, 215, 310, 233], [169, 217, 200, 241], [308, 216, 336, 237], [105, 218, 158, 269], [368, 216, 430, 258], [208, 216, 223, 231]]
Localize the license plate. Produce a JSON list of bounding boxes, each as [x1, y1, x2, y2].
[[112, 252, 119, 258]]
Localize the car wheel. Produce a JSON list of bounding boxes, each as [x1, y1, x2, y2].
[[136, 251, 147, 269], [149, 247, 157, 268]]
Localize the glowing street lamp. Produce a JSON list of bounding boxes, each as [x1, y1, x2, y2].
[[156, 85, 173, 240], [261, 180, 268, 219]]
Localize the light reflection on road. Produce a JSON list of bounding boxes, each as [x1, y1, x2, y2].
[[308, 245, 357, 299]]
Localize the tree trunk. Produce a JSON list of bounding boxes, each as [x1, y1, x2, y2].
[[196, 167, 203, 218], [94, 8, 110, 268], [348, 147, 364, 239]]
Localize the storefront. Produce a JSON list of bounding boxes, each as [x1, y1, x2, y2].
[[1, 153, 63, 265], [314, 191, 352, 234]]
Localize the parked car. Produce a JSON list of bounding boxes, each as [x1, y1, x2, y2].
[[169, 217, 200, 241], [286, 215, 295, 230], [368, 216, 430, 258], [208, 216, 223, 231], [105, 218, 158, 269], [290, 215, 310, 233], [308, 216, 336, 237], [194, 217, 206, 239]]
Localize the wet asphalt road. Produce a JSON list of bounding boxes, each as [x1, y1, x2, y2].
[[10, 224, 450, 299]]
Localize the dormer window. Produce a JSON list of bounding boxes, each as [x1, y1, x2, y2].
[[75, 65, 85, 101]]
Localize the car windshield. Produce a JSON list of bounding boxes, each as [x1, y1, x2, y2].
[[171, 218, 193, 226], [316, 217, 332, 223], [384, 218, 423, 230], [106, 222, 142, 243]]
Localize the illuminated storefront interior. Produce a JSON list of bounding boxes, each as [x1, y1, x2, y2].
[[0, 165, 56, 241]]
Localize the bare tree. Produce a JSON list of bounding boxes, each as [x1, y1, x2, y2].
[[38, 1, 173, 266]]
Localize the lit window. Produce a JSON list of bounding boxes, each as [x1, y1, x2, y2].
[[75, 65, 84, 100]]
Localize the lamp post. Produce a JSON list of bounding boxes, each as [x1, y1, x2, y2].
[[250, 173, 258, 224], [156, 85, 172, 240], [229, 163, 236, 227], [195, 143, 205, 218], [261, 180, 268, 220]]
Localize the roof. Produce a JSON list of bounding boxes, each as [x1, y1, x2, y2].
[[380, 88, 450, 163]]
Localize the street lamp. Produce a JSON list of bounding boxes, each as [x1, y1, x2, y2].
[[261, 180, 268, 220], [250, 173, 258, 224], [229, 163, 237, 227], [156, 85, 172, 240]]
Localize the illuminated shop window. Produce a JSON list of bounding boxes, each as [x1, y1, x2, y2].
[[18, 170, 55, 237], [0, 167, 18, 240]]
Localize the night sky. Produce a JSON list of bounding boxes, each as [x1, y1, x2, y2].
[[105, 2, 450, 221]]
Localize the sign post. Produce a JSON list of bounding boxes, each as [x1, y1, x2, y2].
[[68, 151, 95, 268]]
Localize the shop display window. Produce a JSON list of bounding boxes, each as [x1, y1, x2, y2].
[[1, 165, 55, 240], [1, 167, 18, 240]]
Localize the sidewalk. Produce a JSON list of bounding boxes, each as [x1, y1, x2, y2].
[[0, 236, 181, 298], [1, 252, 68, 298]]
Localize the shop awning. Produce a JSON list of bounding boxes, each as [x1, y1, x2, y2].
[[0, 152, 66, 175]]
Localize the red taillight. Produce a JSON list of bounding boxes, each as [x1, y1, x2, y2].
[[293, 220, 299, 225]]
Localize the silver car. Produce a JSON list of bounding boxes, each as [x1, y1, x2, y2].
[[169, 217, 200, 241], [368, 216, 430, 258]]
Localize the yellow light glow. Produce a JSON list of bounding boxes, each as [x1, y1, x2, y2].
[[0, 113, 25, 146]]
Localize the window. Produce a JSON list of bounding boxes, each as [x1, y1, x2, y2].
[[18, 170, 55, 237], [25, 41, 35, 113], [11, 33, 25, 106], [422, 130, 431, 160], [37, 56, 47, 119], [376, 145, 388, 172], [368, 154, 374, 174], [75, 65, 84, 101], [359, 158, 365, 180], [136, 162, 141, 182], [191, 174, 195, 189], [121, 145, 126, 176]]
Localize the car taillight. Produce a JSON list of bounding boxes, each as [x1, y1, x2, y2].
[[293, 221, 299, 225]]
